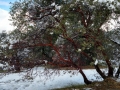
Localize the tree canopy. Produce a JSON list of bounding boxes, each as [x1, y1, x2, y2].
[[0, 0, 120, 85]]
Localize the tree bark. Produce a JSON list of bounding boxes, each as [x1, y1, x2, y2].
[[14, 60, 21, 72], [94, 65, 106, 79], [102, 51, 113, 77], [72, 62, 92, 85], [106, 59, 114, 77], [79, 69, 92, 85]]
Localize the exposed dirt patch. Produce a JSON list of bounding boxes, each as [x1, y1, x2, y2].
[[87, 78, 120, 90], [54, 78, 120, 90]]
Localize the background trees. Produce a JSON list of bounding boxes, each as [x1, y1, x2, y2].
[[0, 0, 120, 85]]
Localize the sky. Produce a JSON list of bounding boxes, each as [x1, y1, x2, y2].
[[0, 0, 16, 33]]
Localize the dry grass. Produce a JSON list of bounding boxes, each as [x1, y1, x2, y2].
[[53, 78, 120, 90], [89, 78, 120, 90]]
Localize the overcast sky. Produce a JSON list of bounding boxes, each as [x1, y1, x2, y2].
[[0, 0, 17, 33]]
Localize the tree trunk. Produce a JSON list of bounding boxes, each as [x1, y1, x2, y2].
[[79, 69, 92, 85], [106, 59, 114, 77], [102, 51, 113, 77], [94, 65, 106, 79], [72, 62, 92, 85], [14, 60, 21, 72]]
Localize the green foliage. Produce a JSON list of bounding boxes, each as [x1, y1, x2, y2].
[[9, 0, 120, 66]]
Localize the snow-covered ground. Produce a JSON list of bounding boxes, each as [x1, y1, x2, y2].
[[0, 67, 104, 90]]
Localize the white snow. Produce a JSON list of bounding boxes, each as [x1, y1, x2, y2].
[[77, 49, 82, 52], [0, 67, 103, 90], [0, 63, 4, 67], [94, 59, 98, 65], [51, 2, 55, 6], [43, 60, 48, 65]]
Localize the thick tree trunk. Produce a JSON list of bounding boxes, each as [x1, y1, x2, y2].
[[106, 59, 114, 77], [94, 65, 106, 79], [79, 69, 92, 85], [72, 62, 92, 85], [102, 51, 113, 77]]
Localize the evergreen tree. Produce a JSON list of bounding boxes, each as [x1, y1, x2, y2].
[[9, 0, 120, 84]]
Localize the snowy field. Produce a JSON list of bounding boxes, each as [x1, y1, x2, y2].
[[0, 67, 104, 90]]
